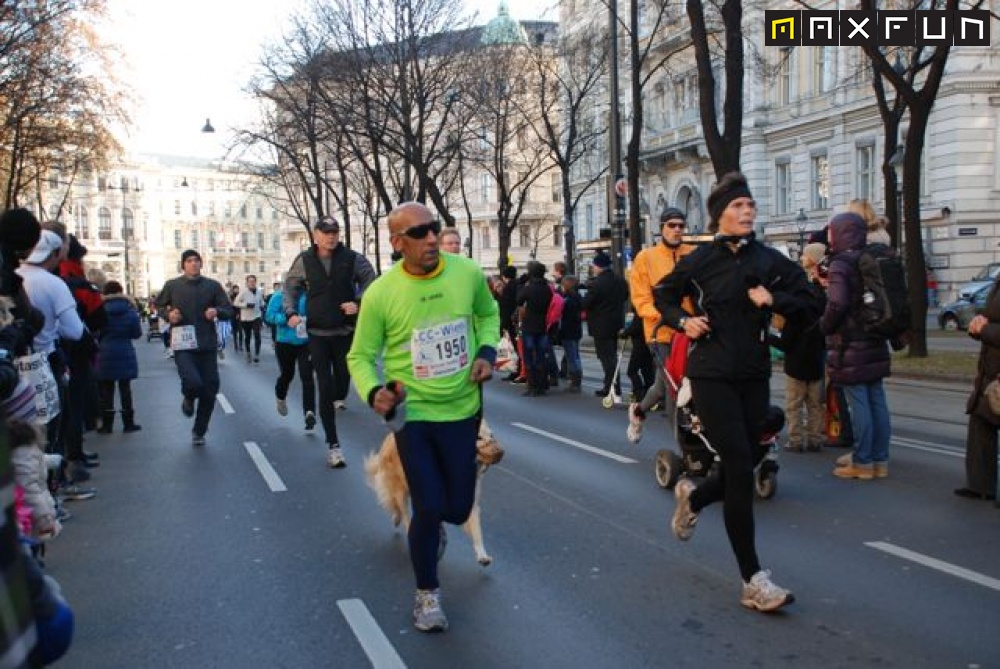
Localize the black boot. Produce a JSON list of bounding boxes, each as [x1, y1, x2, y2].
[[97, 410, 115, 434], [566, 373, 582, 393], [122, 411, 142, 433]]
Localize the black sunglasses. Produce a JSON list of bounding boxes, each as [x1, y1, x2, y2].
[[401, 220, 441, 239], [664, 222, 686, 230]]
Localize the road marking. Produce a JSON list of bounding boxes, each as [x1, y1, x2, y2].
[[337, 599, 406, 669], [866, 541, 1000, 592], [216, 393, 235, 414], [891, 436, 962, 459], [512, 422, 638, 463], [243, 442, 287, 492]]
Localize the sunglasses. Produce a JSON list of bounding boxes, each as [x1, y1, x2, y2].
[[664, 222, 686, 230], [400, 220, 442, 239]]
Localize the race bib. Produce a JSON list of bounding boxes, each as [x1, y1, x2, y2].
[[295, 316, 308, 339], [411, 317, 470, 379], [170, 325, 198, 351]]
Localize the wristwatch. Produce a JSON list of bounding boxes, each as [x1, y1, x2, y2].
[[677, 317, 687, 330]]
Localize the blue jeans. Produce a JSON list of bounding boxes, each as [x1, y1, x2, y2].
[[562, 339, 581, 376], [174, 350, 220, 437], [521, 332, 551, 391], [843, 380, 891, 465]]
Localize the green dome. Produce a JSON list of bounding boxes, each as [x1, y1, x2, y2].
[[481, 2, 528, 45]]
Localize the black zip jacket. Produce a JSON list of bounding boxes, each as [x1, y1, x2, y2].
[[654, 238, 821, 381]]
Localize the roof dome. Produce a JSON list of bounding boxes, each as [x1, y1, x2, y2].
[[481, 2, 528, 45]]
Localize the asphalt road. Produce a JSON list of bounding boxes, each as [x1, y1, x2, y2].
[[47, 333, 999, 668]]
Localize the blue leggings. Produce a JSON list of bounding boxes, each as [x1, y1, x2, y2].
[[395, 417, 479, 590]]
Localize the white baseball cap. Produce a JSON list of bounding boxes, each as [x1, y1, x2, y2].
[[25, 230, 63, 264]]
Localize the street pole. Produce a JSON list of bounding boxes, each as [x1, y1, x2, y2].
[[563, 215, 576, 275], [608, 0, 626, 276]]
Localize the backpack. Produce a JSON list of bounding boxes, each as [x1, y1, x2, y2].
[[855, 243, 910, 339], [545, 285, 564, 330]]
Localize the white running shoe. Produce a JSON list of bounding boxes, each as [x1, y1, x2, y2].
[[326, 445, 345, 468], [740, 570, 795, 612], [671, 478, 698, 541], [334, 400, 347, 411], [276, 398, 288, 416], [626, 403, 645, 444], [304, 411, 316, 430], [413, 589, 448, 632]]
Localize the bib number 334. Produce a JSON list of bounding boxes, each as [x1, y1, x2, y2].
[[411, 317, 469, 379]]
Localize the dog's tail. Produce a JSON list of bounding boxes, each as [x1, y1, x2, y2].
[[363, 450, 399, 523]]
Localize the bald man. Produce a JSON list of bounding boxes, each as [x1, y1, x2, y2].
[[347, 202, 499, 633]]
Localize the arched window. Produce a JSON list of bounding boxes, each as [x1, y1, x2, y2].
[[76, 206, 89, 239], [98, 207, 112, 240], [122, 209, 134, 240], [676, 186, 704, 233]]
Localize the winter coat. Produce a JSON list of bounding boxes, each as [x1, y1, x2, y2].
[[783, 280, 827, 382], [264, 291, 308, 346], [583, 269, 629, 339], [629, 241, 696, 344], [559, 290, 583, 341], [516, 278, 552, 335], [820, 214, 891, 386], [656, 236, 821, 381], [497, 279, 518, 334], [966, 277, 1000, 415], [10, 442, 57, 538], [97, 295, 141, 381]]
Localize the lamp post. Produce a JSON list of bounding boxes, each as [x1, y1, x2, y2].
[[796, 208, 808, 256], [608, 0, 626, 275], [888, 146, 904, 256]]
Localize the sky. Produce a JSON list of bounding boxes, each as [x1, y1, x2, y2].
[[104, 0, 556, 160]]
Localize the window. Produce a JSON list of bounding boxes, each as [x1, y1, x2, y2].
[[481, 226, 492, 250], [256, 205, 263, 220], [98, 207, 112, 240], [478, 126, 489, 150], [518, 225, 531, 247], [211, 261, 218, 273], [551, 173, 561, 203], [812, 47, 829, 94], [122, 209, 134, 240], [856, 145, 876, 202], [174, 230, 182, 248], [811, 154, 830, 210], [259, 261, 266, 273], [120, 176, 129, 193], [272, 207, 278, 220], [240, 204, 247, 219], [480, 173, 492, 204], [98, 176, 107, 192], [585, 203, 594, 240], [775, 161, 792, 215], [257, 232, 264, 249], [76, 206, 89, 239], [209, 201, 215, 216], [208, 230, 217, 248], [243, 261, 250, 273], [225, 203, 232, 218], [48, 171, 59, 190], [227, 261, 234, 275], [777, 48, 792, 105], [272, 234, 280, 250], [190, 230, 199, 248], [553, 225, 562, 248], [241, 232, 249, 248], [191, 201, 198, 216]]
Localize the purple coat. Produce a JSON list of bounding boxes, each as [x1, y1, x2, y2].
[[819, 213, 890, 386]]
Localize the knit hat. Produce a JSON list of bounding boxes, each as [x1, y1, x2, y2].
[[181, 249, 202, 264], [0, 208, 41, 254], [592, 251, 612, 269], [659, 207, 687, 226], [801, 243, 827, 269], [706, 172, 753, 226]]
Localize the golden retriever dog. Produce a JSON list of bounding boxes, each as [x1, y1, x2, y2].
[[364, 420, 501, 566]]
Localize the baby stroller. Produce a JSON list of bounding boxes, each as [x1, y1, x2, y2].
[[601, 336, 629, 409], [651, 327, 782, 500], [146, 312, 162, 342]]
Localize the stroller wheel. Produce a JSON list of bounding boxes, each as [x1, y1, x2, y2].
[[601, 395, 615, 409], [654, 449, 682, 489], [755, 466, 778, 500]]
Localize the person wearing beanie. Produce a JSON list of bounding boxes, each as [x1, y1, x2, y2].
[[96, 281, 143, 434], [625, 206, 697, 443], [781, 244, 829, 453], [583, 249, 628, 401], [156, 249, 233, 446], [515, 260, 553, 396], [655, 171, 822, 612], [819, 212, 892, 480]]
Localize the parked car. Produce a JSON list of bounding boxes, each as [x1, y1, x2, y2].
[[938, 284, 992, 330], [957, 262, 1000, 300]]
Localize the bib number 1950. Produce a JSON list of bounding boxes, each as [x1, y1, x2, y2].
[[411, 317, 470, 379]]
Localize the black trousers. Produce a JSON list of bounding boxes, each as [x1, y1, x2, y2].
[[307, 334, 353, 445], [688, 377, 770, 582], [275, 342, 315, 414], [99, 379, 134, 413], [964, 409, 998, 497], [627, 339, 655, 398], [241, 318, 262, 355], [174, 350, 220, 437], [593, 337, 621, 394]]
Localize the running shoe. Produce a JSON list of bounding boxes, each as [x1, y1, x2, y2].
[[334, 400, 347, 411], [413, 589, 448, 633], [304, 411, 316, 430], [326, 445, 345, 468], [626, 403, 645, 444], [276, 398, 288, 416], [57, 483, 96, 502], [671, 478, 698, 541], [740, 570, 795, 612], [192, 433, 206, 447]]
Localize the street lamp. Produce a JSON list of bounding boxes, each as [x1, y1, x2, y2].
[[201, 118, 215, 133], [796, 208, 808, 254], [888, 145, 905, 255], [607, 0, 626, 275]]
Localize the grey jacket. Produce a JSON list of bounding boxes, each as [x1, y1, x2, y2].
[[157, 275, 233, 351]]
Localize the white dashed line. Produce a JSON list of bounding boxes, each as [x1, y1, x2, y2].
[[337, 599, 407, 669], [243, 442, 287, 492], [512, 422, 638, 463], [866, 541, 1000, 592], [216, 393, 235, 414]]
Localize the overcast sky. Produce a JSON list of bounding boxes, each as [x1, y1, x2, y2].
[[105, 0, 556, 160]]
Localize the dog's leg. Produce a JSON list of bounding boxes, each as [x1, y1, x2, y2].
[[462, 473, 491, 566]]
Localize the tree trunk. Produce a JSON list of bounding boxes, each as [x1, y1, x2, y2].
[[902, 107, 931, 358]]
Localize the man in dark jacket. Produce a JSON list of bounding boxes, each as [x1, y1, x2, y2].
[[157, 249, 233, 446], [559, 275, 584, 392], [283, 217, 377, 468], [820, 212, 892, 480], [515, 261, 553, 396], [497, 265, 518, 343], [656, 172, 820, 613], [583, 251, 628, 399]]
